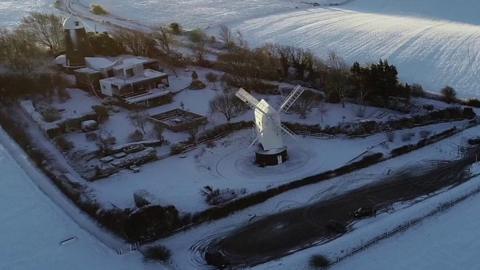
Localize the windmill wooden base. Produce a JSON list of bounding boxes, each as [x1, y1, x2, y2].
[[255, 147, 288, 167]]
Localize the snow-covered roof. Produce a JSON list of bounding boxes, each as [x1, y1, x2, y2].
[[85, 57, 115, 70], [100, 69, 167, 87], [111, 56, 156, 70], [75, 67, 101, 74], [121, 57, 152, 66], [54, 54, 66, 65], [63, 16, 85, 30]]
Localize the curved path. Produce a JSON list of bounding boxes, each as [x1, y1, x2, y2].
[[204, 157, 475, 268]]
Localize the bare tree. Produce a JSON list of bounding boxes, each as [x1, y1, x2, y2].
[[187, 124, 201, 145], [50, 73, 70, 101], [356, 87, 367, 117], [290, 90, 320, 119], [327, 51, 348, 71], [113, 29, 156, 56], [291, 47, 314, 80], [441, 86, 457, 103], [206, 72, 219, 90], [153, 26, 174, 55], [209, 92, 246, 121], [325, 52, 350, 107], [319, 101, 328, 123], [275, 45, 294, 78], [0, 28, 45, 72], [129, 110, 149, 134], [194, 38, 207, 64], [219, 24, 234, 49], [84, 74, 101, 97], [19, 12, 64, 55], [97, 130, 116, 153], [235, 30, 248, 48]]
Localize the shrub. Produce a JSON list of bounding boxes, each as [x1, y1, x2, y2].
[[463, 107, 476, 119], [411, 83, 425, 97], [124, 205, 180, 241], [385, 130, 395, 142], [143, 245, 171, 262], [57, 87, 71, 101], [169, 22, 182, 35], [466, 99, 480, 108], [90, 4, 108, 15], [55, 136, 74, 152], [309, 255, 330, 269], [85, 132, 97, 141], [92, 105, 109, 123], [97, 131, 116, 152], [153, 125, 164, 141], [128, 129, 144, 142], [189, 29, 206, 43], [221, 74, 278, 94], [190, 79, 206, 90], [42, 107, 61, 122], [87, 32, 125, 56], [419, 130, 431, 139], [401, 132, 415, 142], [391, 144, 416, 156], [201, 187, 247, 206], [170, 144, 188, 155], [441, 86, 457, 103], [422, 104, 434, 111], [206, 72, 218, 83], [468, 138, 480, 145]]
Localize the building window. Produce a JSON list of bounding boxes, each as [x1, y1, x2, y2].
[[126, 68, 134, 78], [75, 21, 79, 27]]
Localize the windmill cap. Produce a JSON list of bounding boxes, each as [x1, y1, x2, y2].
[[63, 16, 85, 30]]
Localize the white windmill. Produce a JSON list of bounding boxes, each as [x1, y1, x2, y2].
[[235, 85, 305, 166]]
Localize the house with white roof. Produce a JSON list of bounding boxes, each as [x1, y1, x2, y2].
[[97, 58, 171, 107]]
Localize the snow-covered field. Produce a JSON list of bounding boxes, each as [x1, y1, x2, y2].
[[0, 0, 54, 28], [3, 1, 480, 97], [0, 128, 161, 270], [68, 0, 480, 98], [2, 1, 480, 97]]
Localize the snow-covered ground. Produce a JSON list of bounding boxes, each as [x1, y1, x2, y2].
[[331, 191, 480, 270], [89, 120, 464, 213], [0, 128, 162, 270], [0, 0, 54, 28], [160, 123, 480, 270]]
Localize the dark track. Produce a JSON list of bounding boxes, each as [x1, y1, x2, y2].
[[204, 148, 478, 268]]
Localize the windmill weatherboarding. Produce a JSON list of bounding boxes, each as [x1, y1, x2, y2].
[[235, 86, 305, 166]]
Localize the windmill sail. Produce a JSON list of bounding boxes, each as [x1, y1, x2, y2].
[[236, 88, 260, 109], [235, 87, 305, 152], [279, 85, 305, 113]]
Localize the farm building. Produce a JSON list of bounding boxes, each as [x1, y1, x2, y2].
[[98, 60, 171, 107]]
